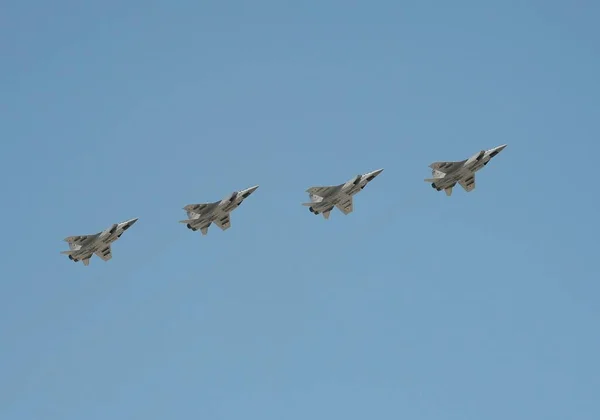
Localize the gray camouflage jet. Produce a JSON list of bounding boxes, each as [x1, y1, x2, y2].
[[425, 144, 507, 196], [61, 218, 138, 266], [303, 169, 384, 219], [180, 185, 259, 235]]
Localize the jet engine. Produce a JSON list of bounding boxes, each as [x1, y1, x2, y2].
[[343, 175, 362, 190], [100, 224, 118, 238], [465, 150, 485, 167], [220, 191, 238, 206]]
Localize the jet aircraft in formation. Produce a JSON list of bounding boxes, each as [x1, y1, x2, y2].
[[425, 144, 507, 196], [179, 185, 259, 235], [61, 218, 138, 266], [61, 144, 507, 265], [302, 169, 384, 219]]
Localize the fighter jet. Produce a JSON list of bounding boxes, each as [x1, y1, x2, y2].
[[425, 144, 507, 196], [61, 218, 138, 266], [180, 185, 259, 235], [303, 169, 384, 219]]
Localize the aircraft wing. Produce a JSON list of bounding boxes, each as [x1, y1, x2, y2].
[[183, 203, 215, 214], [458, 174, 476, 192], [335, 195, 353, 215], [429, 161, 463, 173], [64, 235, 89, 244], [306, 186, 338, 197], [213, 213, 231, 231], [94, 245, 112, 262]]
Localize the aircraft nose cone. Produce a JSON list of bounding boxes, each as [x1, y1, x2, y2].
[[247, 185, 259, 193], [128, 218, 139, 225], [495, 144, 507, 152], [369, 168, 384, 177]]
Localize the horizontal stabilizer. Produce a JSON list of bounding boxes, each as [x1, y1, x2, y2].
[[179, 219, 197, 224], [424, 178, 439, 183], [60, 250, 76, 255], [302, 202, 315, 207]]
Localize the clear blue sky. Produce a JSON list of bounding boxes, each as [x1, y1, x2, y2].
[[1, 1, 599, 419]]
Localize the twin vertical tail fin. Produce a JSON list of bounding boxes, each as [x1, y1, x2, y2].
[[424, 169, 446, 183], [186, 210, 200, 219], [309, 193, 323, 203], [302, 193, 323, 207], [424, 169, 453, 196]]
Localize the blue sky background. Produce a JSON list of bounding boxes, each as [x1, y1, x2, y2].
[[1, 1, 599, 419]]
